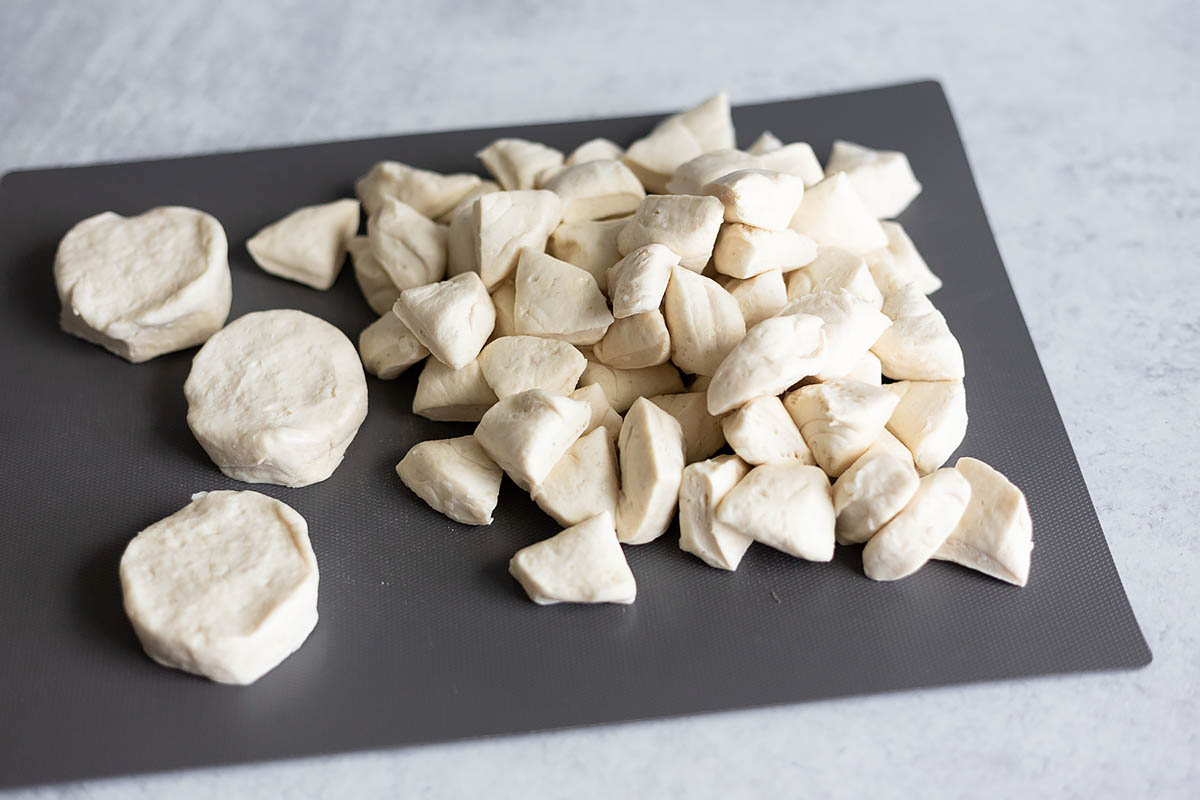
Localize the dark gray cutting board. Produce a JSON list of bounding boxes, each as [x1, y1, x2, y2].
[[0, 81, 1150, 789]]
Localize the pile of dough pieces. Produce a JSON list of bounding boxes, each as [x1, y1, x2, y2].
[[340, 92, 1034, 604]]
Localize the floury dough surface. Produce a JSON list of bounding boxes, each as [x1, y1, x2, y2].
[[119, 490, 319, 685], [53, 206, 231, 363], [184, 309, 368, 487]]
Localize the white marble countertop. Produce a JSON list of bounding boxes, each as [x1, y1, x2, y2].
[[2, 0, 1196, 796]]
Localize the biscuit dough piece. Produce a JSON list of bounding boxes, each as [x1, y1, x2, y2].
[[647, 391, 725, 464], [474, 389, 591, 491], [607, 244, 679, 319], [724, 269, 787, 328], [706, 313, 825, 415], [412, 357, 498, 422], [824, 140, 922, 220], [865, 221, 941, 295], [356, 161, 483, 218], [119, 490, 318, 684], [478, 335, 586, 398], [568, 383, 623, 441], [721, 395, 814, 466], [578, 360, 683, 414], [358, 310, 428, 379], [592, 311, 671, 370], [434, 180, 501, 225], [713, 224, 818, 279], [679, 455, 753, 571], [757, 142, 825, 186], [396, 436, 502, 525], [785, 379, 900, 478], [348, 235, 401, 314], [185, 310, 367, 487], [786, 246, 882, 308], [615, 397, 686, 544], [703, 169, 806, 231], [623, 93, 734, 192], [531, 427, 620, 526], [663, 265, 746, 376], [833, 433, 920, 544], [513, 249, 614, 345], [862, 468, 971, 581], [546, 217, 627, 292], [844, 351, 883, 384], [393, 272, 495, 369], [747, 131, 783, 155], [617, 195, 726, 271], [566, 138, 624, 166], [509, 512, 636, 605], [54, 206, 232, 363], [782, 289, 891, 381], [477, 138, 565, 191], [934, 457, 1034, 586], [872, 284, 964, 381], [789, 172, 888, 254], [666, 149, 758, 195], [543, 160, 645, 223], [445, 198, 480, 278], [489, 281, 518, 339], [367, 198, 448, 291], [247, 199, 359, 290], [473, 190, 565, 289], [885, 379, 969, 475], [715, 463, 835, 561]]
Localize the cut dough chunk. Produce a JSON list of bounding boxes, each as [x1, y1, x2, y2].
[[531, 427, 620, 526], [489, 281, 518, 339], [542, 160, 645, 223], [825, 140, 922, 219], [120, 490, 318, 684], [886, 379, 968, 475], [617, 195, 726, 271], [348, 235, 400, 314], [473, 190, 565, 289], [721, 395, 814, 466], [706, 313, 824, 415], [844, 351, 883, 384], [648, 391, 725, 464], [715, 463, 835, 561], [607, 244, 679, 319], [367, 198, 448, 290], [615, 397, 686, 544], [862, 468, 971, 581], [786, 246, 882, 308], [434, 180, 501, 226], [592, 310, 671, 369], [747, 130, 783, 154], [675, 91, 736, 151], [54, 206, 231, 363], [934, 457, 1033, 586], [509, 512, 636, 605], [412, 357, 498, 422], [789, 172, 888, 254], [445, 197, 479, 278], [782, 288, 891, 381], [568, 383, 623, 441], [679, 455, 753, 571], [872, 284, 964, 380], [703, 169, 806, 231], [358, 309, 428, 379], [579, 360, 683, 414], [513, 249, 614, 345], [566, 138, 624, 166], [356, 161, 483, 219], [476, 139, 564, 191], [785, 379, 900, 478], [474, 389, 590, 491], [393, 272, 495, 369], [713, 224, 817, 279], [724, 269, 787, 328], [396, 436, 502, 525], [663, 265, 746, 376], [666, 149, 758, 195], [757, 142, 825, 186], [623, 93, 734, 192], [478, 335, 586, 398], [246, 199, 359, 290], [689, 374, 712, 392], [185, 310, 367, 488], [833, 433, 920, 544], [865, 221, 941, 295], [546, 216, 627, 291]]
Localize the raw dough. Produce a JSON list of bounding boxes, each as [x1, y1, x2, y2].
[[530, 427, 620, 527], [934, 457, 1033, 586], [246, 199, 360, 290], [509, 512, 636, 605], [412, 357, 498, 422], [478, 335, 587, 398], [715, 463, 835, 561], [513, 249, 614, 345], [721, 395, 814, 466], [392, 272, 495, 369], [358, 309, 428, 379], [862, 468, 972, 581], [473, 389, 591, 491], [396, 436, 502, 525], [678, 455, 753, 571], [705, 312, 825, 415], [617, 195, 726, 271], [615, 397, 686, 544], [662, 264, 746, 376]]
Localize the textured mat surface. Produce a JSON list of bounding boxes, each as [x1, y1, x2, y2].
[[0, 81, 1149, 788]]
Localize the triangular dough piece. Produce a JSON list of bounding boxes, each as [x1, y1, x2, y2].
[[679, 455, 753, 571], [579, 361, 684, 414], [786, 246, 882, 308], [476, 139, 564, 190], [348, 235, 400, 314], [358, 310, 428, 379], [824, 140, 922, 219], [393, 272, 495, 369], [864, 221, 941, 295], [592, 311, 671, 369], [247, 199, 360, 290], [542, 160, 645, 223], [478, 335, 586, 398], [396, 436, 502, 525], [568, 383, 623, 441], [412, 357, 498, 422], [607, 244, 679, 319], [934, 457, 1033, 586], [715, 463, 835, 561], [473, 389, 591, 490], [367, 198, 448, 290], [617, 195, 725, 271], [872, 284, 964, 380], [473, 190, 565, 289], [508, 512, 636, 605], [514, 249, 614, 345], [785, 379, 900, 478], [789, 172, 888, 254], [547, 216, 628, 291], [862, 468, 971, 581], [623, 117, 705, 194], [721, 395, 813, 466], [832, 432, 920, 545], [356, 161, 483, 219], [531, 428, 620, 526]]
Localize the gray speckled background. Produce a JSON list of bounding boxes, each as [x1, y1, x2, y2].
[[1, 0, 1196, 797]]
